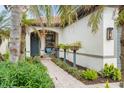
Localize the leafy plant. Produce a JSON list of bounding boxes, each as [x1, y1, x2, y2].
[[3, 50, 10, 61], [70, 41, 81, 48], [58, 43, 70, 50], [103, 64, 115, 77], [102, 64, 121, 81], [105, 80, 110, 88], [0, 58, 54, 88], [53, 58, 82, 80], [112, 68, 121, 81], [81, 69, 98, 80]]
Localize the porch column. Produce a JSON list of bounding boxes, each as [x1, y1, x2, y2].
[[26, 32, 31, 57], [40, 34, 46, 55]]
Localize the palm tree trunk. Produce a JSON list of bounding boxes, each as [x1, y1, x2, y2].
[[20, 25, 26, 60], [9, 6, 22, 63], [120, 25, 124, 87]]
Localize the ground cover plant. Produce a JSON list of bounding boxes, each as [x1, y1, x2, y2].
[[52, 57, 121, 85], [81, 69, 98, 80], [0, 57, 54, 88]]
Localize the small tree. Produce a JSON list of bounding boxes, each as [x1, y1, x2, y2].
[[70, 41, 81, 67], [59, 44, 70, 63]]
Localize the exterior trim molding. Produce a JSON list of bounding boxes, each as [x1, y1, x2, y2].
[[26, 50, 116, 58], [60, 51, 116, 59]]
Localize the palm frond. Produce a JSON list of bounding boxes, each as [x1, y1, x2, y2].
[[116, 6, 124, 27], [88, 6, 104, 33], [57, 5, 78, 27]]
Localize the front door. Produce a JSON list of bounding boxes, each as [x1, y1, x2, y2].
[[30, 32, 40, 56]]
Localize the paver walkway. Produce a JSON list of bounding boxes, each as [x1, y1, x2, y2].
[[41, 57, 120, 88]]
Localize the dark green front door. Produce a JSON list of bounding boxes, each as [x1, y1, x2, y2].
[[30, 32, 40, 56]]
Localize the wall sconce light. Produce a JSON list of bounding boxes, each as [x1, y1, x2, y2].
[[106, 27, 113, 40]]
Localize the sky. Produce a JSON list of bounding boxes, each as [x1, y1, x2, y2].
[[0, 5, 59, 19], [0, 5, 6, 12]]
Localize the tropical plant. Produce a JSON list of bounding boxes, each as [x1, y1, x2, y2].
[[52, 58, 82, 80], [70, 41, 81, 51], [112, 68, 121, 81], [102, 64, 121, 81], [102, 64, 115, 77], [105, 80, 110, 88], [0, 58, 54, 88], [81, 69, 98, 80], [57, 5, 78, 27], [0, 10, 10, 46], [5, 5, 49, 62], [3, 50, 10, 61]]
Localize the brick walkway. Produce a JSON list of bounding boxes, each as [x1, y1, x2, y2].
[[41, 57, 120, 88]]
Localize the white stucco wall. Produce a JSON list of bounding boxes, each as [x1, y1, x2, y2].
[[59, 7, 117, 71], [0, 39, 8, 54], [59, 12, 103, 56], [25, 7, 117, 71], [102, 7, 117, 67]]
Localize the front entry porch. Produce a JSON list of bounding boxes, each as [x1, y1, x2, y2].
[[26, 29, 59, 57]]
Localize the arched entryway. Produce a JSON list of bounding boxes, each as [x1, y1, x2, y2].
[[30, 32, 41, 56], [45, 31, 58, 54]]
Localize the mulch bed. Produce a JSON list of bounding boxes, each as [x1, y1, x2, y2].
[[60, 58, 87, 70], [52, 57, 120, 85]]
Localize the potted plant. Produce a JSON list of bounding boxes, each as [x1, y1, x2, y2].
[[70, 41, 81, 67]]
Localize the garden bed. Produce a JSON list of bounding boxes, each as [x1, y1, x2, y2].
[[60, 58, 87, 70], [51, 57, 120, 85], [0, 57, 55, 88]]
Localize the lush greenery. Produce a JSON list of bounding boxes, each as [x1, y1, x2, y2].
[[102, 64, 121, 81], [52, 58, 82, 80], [58, 41, 81, 50], [0, 57, 54, 88], [58, 44, 70, 50], [0, 51, 10, 61], [104, 80, 110, 88], [52, 57, 121, 82], [81, 69, 98, 80]]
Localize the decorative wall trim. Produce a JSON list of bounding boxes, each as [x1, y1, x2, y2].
[[26, 50, 116, 58], [60, 51, 116, 59]]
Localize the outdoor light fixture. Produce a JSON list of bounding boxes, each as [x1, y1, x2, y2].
[[106, 27, 113, 40]]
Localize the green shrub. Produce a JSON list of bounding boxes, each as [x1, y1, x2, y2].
[[102, 64, 121, 81], [105, 80, 110, 88], [67, 67, 82, 79], [103, 64, 115, 77], [0, 59, 54, 88], [81, 69, 98, 80], [32, 56, 41, 63], [3, 51, 10, 61], [112, 68, 121, 81], [53, 59, 82, 80], [0, 53, 4, 61], [58, 43, 70, 50], [0, 51, 10, 62], [54, 59, 68, 70]]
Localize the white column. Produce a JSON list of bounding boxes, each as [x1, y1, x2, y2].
[[40, 34, 46, 55], [26, 32, 31, 57]]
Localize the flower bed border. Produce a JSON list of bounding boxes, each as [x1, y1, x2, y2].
[[51, 57, 120, 85]]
